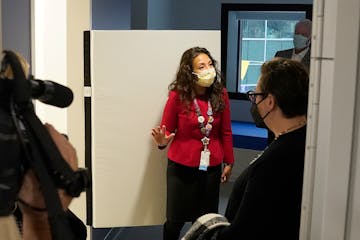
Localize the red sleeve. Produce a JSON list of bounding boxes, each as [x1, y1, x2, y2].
[[160, 91, 178, 135], [221, 88, 235, 165]]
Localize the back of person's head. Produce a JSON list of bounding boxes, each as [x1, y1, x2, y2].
[[259, 57, 309, 118], [1, 52, 30, 79]]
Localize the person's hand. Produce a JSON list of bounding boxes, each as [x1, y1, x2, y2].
[[221, 165, 232, 183], [151, 125, 175, 146], [18, 123, 79, 240], [18, 123, 78, 215]]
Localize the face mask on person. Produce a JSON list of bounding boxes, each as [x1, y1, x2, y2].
[[193, 68, 216, 87], [293, 34, 310, 49], [250, 97, 270, 128]]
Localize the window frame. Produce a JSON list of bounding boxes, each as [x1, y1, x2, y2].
[[221, 3, 313, 100]]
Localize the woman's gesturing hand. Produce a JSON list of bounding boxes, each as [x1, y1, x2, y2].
[[151, 125, 175, 146]]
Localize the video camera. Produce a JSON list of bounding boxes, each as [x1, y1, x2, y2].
[[0, 50, 90, 239]]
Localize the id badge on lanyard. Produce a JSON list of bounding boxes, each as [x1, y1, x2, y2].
[[194, 99, 213, 171], [199, 149, 210, 171]]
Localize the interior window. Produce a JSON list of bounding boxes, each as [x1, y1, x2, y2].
[[221, 4, 312, 99]]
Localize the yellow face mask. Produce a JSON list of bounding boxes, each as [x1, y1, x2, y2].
[[193, 68, 216, 87]]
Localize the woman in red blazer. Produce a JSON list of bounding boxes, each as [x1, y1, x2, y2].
[[151, 47, 235, 240]]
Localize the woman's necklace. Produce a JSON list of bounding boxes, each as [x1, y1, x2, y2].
[[193, 98, 213, 150], [193, 98, 213, 171], [274, 120, 307, 140]]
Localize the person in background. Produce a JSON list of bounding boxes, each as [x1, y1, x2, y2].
[[275, 19, 312, 71], [183, 57, 309, 240], [151, 47, 235, 240], [266, 19, 311, 143]]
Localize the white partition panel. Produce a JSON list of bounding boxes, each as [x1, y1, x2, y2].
[[300, 0, 360, 239], [88, 30, 220, 227]]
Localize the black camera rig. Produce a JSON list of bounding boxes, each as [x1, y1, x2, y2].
[[0, 50, 90, 239]]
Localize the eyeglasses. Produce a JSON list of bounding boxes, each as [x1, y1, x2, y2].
[[246, 90, 266, 103]]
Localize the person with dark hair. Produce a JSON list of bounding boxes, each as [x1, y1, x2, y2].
[[151, 47, 235, 240], [182, 57, 309, 240]]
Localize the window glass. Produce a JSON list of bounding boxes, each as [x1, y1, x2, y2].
[[239, 19, 298, 92], [221, 5, 312, 98], [242, 20, 265, 38], [267, 20, 296, 38], [240, 64, 261, 92], [241, 39, 265, 62]]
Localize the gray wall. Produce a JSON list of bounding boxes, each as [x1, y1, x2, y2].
[[2, 0, 313, 122], [90, 0, 314, 122], [146, 0, 313, 30], [131, 0, 148, 29], [92, 0, 313, 30], [9, 0, 311, 123], [92, 0, 131, 30], [1, 0, 31, 63], [0, 0, 314, 69]]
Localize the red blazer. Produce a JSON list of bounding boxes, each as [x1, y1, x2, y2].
[[160, 88, 234, 167]]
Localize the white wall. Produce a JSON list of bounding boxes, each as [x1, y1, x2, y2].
[[89, 30, 220, 227], [31, 0, 90, 226], [300, 0, 360, 239], [66, 0, 91, 224], [32, 0, 68, 132]]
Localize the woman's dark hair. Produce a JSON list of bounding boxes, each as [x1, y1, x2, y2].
[[259, 57, 309, 118], [169, 47, 225, 113]]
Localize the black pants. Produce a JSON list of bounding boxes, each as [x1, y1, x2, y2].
[[166, 160, 221, 221], [165, 160, 221, 240]]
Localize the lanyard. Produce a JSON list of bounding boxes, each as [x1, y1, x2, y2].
[[193, 99, 214, 150]]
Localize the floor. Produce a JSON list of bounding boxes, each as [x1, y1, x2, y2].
[[91, 181, 235, 240]]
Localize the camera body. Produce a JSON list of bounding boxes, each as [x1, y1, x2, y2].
[[0, 104, 23, 216], [0, 50, 89, 219]]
